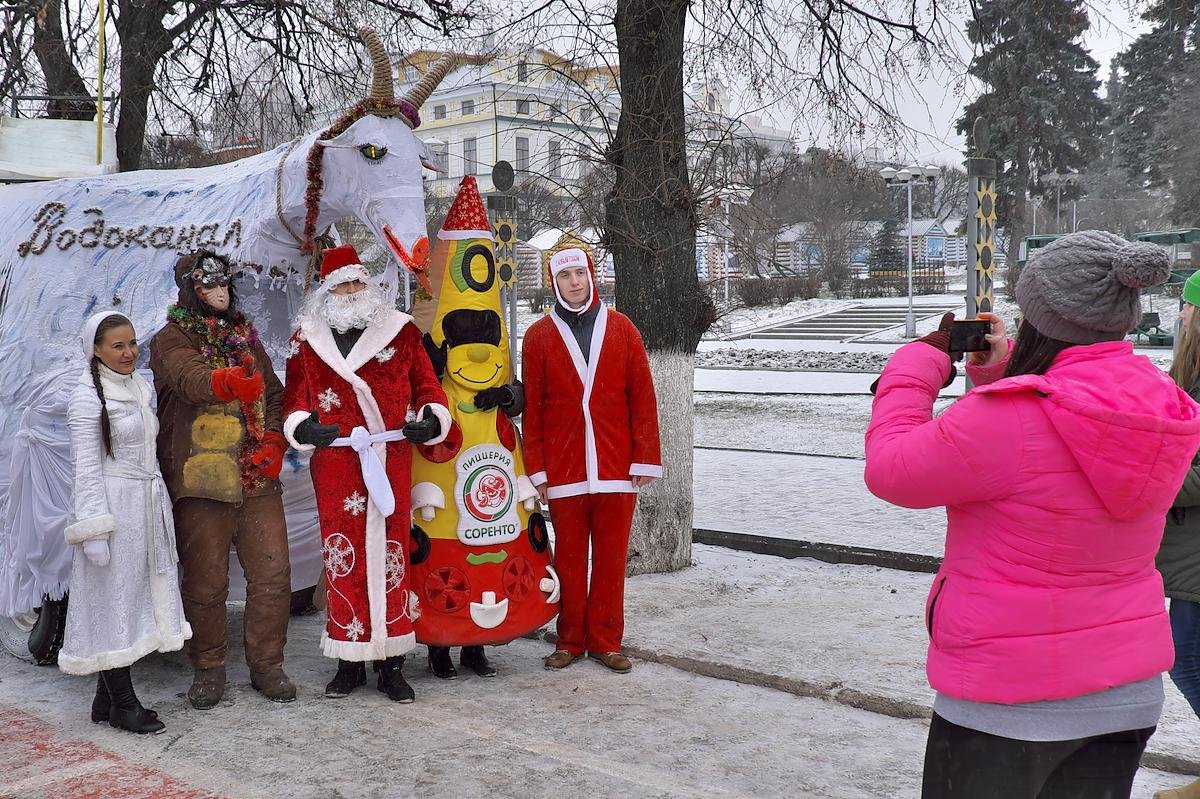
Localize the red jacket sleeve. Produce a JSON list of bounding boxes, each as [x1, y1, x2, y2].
[[281, 331, 314, 450], [521, 325, 548, 484], [623, 319, 662, 476]]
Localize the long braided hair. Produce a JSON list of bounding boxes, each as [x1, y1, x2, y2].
[[90, 314, 133, 459]]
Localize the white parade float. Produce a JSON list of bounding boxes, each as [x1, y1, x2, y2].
[[0, 29, 455, 662]]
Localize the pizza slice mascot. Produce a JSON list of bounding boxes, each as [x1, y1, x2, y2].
[[409, 175, 560, 680], [282, 243, 451, 703], [522, 245, 662, 673], [149, 250, 295, 709]]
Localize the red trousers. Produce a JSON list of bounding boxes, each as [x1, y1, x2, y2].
[[549, 492, 637, 655]]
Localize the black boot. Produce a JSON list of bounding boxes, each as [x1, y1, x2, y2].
[[376, 656, 415, 703], [428, 646, 457, 680], [91, 673, 109, 723], [93, 673, 158, 724], [460, 646, 497, 678], [325, 659, 366, 698], [102, 667, 165, 734]]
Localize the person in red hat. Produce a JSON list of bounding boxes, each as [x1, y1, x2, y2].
[[149, 249, 294, 710], [282, 243, 451, 703], [522, 246, 662, 673]]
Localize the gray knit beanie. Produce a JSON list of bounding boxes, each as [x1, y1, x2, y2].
[[1015, 230, 1171, 344]]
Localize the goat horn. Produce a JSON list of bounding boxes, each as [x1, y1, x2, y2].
[[358, 27, 394, 102], [402, 53, 460, 111]]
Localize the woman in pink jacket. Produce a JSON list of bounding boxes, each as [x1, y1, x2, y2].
[[866, 230, 1200, 799]]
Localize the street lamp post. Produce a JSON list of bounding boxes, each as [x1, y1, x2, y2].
[[880, 164, 939, 338]]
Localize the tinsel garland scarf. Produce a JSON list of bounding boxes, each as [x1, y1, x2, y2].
[[166, 304, 269, 491]]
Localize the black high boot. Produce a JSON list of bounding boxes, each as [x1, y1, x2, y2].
[[376, 656, 415, 703], [428, 646, 457, 680], [325, 659, 366, 698], [102, 667, 165, 734], [91, 673, 109, 723], [460, 645, 497, 678]]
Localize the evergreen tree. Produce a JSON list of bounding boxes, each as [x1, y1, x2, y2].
[[867, 216, 904, 275], [955, 0, 1107, 283], [1112, 1, 1200, 188]]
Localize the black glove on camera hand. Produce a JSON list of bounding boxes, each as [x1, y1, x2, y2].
[[402, 406, 441, 445], [473, 385, 514, 411], [294, 411, 340, 448]]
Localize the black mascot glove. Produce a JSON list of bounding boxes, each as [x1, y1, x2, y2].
[[422, 332, 448, 378], [294, 411, 340, 448], [473, 385, 515, 411], [402, 406, 441, 445]]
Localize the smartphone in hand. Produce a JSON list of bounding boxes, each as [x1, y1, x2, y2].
[[950, 319, 991, 352]]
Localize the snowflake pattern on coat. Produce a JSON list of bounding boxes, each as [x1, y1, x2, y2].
[[343, 491, 366, 517], [345, 617, 365, 641], [318, 387, 342, 413], [375, 346, 396, 364]]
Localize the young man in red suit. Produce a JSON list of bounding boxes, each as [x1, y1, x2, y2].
[[521, 247, 661, 673]]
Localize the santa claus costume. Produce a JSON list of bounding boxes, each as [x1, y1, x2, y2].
[[521, 247, 661, 672], [282, 244, 450, 702]]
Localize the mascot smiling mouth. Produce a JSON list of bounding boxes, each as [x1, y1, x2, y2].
[[453, 364, 502, 385]]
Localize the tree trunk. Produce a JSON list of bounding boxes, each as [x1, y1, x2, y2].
[[607, 0, 714, 575], [112, 2, 171, 171], [1005, 153, 1030, 296], [31, 0, 93, 120]]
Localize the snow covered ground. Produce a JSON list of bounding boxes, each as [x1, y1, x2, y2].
[[624, 545, 1200, 793]]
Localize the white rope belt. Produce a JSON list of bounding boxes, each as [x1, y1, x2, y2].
[[104, 460, 175, 574], [330, 426, 407, 517]]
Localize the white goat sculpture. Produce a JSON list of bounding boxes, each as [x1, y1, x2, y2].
[[0, 29, 455, 622]]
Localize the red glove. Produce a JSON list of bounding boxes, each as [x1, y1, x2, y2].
[[919, 312, 956, 354], [250, 431, 287, 481], [211, 361, 264, 405], [915, 312, 961, 389]]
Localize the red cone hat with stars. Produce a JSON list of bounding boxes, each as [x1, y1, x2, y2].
[[437, 175, 493, 240]]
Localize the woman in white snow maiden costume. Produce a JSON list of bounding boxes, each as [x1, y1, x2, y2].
[[57, 311, 191, 734]]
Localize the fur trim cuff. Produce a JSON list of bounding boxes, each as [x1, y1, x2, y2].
[[529, 471, 548, 487], [64, 514, 115, 545], [283, 410, 316, 452], [421, 403, 453, 446], [629, 463, 663, 478], [320, 631, 415, 661]]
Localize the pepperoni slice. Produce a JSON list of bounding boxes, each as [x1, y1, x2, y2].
[[502, 557, 535, 602], [425, 566, 470, 612]]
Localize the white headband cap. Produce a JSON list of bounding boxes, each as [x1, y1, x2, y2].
[[80, 310, 128, 360]]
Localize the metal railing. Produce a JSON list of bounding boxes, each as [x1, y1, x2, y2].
[[7, 94, 117, 123]]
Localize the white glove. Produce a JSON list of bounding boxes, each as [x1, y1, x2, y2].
[[82, 539, 110, 567]]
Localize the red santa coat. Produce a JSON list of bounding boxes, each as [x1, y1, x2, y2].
[[522, 306, 662, 498], [282, 310, 450, 661]]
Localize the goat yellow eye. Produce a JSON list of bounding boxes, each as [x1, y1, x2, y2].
[[359, 144, 387, 161]]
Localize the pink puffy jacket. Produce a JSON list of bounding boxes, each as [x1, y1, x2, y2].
[[866, 340, 1200, 703]]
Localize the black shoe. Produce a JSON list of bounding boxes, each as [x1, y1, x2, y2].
[[376, 656, 415, 703], [428, 646, 457, 680], [325, 659, 366, 698], [102, 667, 165, 735], [460, 646, 497, 678]]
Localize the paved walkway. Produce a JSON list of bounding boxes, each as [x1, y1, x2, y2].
[[0, 548, 1188, 798]]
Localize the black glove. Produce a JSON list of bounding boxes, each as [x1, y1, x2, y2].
[[293, 411, 340, 448], [422, 332, 448, 378], [402, 406, 441, 445], [473, 385, 515, 411]]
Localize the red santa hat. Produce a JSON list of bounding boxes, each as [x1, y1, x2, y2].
[[437, 175, 492, 241], [549, 247, 600, 314], [319, 243, 371, 290]]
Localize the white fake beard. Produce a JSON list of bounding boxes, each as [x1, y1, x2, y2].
[[307, 284, 390, 334]]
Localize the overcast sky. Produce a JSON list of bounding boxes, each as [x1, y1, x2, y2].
[[744, 0, 1150, 166]]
